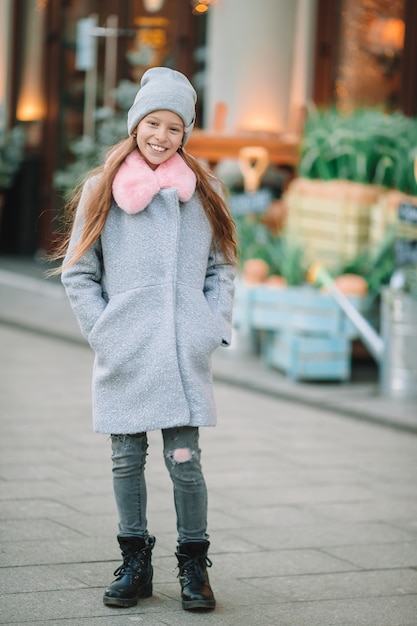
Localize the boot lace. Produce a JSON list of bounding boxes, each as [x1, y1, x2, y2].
[[178, 555, 212, 582], [113, 553, 147, 580]]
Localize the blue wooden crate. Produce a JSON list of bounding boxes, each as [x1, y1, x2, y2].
[[243, 285, 369, 339], [232, 281, 253, 331], [262, 331, 351, 381]]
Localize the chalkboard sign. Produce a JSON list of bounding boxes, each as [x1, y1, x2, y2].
[[398, 202, 417, 225], [395, 202, 417, 267], [229, 188, 273, 216], [395, 239, 417, 266]]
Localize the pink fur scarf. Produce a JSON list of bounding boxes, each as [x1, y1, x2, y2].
[[112, 150, 197, 214]]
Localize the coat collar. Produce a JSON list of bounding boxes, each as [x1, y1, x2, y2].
[[112, 150, 197, 214]]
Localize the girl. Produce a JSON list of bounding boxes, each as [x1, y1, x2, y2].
[[55, 67, 236, 611]]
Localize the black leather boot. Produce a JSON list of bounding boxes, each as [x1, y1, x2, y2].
[[103, 535, 155, 607], [175, 540, 215, 610]]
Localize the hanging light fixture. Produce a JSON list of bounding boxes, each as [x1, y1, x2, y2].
[[191, 0, 212, 15], [143, 0, 166, 12], [366, 17, 405, 77]]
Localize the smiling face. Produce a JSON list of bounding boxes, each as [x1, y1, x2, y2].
[[135, 110, 185, 170]]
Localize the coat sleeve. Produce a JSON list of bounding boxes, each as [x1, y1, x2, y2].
[[61, 177, 107, 341], [204, 242, 236, 347]]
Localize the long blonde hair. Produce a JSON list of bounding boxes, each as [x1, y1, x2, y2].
[[51, 138, 237, 272]]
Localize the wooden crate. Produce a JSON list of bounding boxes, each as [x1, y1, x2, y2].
[[232, 283, 378, 380], [369, 190, 417, 251], [248, 285, 367, 339], [262, 331, 351, 381], [285, 178, 380, 270], [232, 281, 253, 331]]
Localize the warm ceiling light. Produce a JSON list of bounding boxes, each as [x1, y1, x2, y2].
[[143, 0, 166, 12], [367, 17, 405, 52], [366, 17, 405, 76], [193, 4, 209, 13], [191, 0, 212, 14]]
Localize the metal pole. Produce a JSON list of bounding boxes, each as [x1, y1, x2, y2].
[[103, 15, 118, 110], [308, 263, 385, 363], [83, 15, 98, 138]]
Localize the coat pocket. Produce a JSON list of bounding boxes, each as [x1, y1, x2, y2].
[[177, 289, 222, 358]]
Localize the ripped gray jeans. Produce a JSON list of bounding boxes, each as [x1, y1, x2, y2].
[[110, 427, 208, 544]]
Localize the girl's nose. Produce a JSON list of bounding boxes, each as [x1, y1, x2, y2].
[[155, 126, 168, 141]]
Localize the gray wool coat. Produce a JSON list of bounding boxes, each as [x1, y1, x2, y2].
[[61, 176, 236, 434]]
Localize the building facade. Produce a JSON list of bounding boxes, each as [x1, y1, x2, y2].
[[1, 0, 416, 255]]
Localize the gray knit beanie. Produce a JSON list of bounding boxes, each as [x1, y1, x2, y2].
[[127, 67, 197, 147]]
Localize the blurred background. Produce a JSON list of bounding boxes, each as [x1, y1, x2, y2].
[[0, 0, 415, 256], [1, 0, 417, 394]]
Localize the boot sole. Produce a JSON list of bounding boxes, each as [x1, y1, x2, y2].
[[182, 598, 216, 610], [103, 584, 152, 607]]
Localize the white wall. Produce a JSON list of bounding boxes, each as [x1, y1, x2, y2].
[[287, 0, 317, 134], [205, 0, 316, 135]]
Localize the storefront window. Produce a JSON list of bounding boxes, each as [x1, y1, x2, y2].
[[57, 0, 205, 167], [335, 0, 405, 111]]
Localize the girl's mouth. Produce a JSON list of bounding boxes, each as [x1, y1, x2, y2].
[[149, 144, 166, 153]]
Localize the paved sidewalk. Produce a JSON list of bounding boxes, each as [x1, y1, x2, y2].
[[1, 256, 417, 624]]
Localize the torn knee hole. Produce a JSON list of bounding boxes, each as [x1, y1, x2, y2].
[[172, 447, 193, 463]]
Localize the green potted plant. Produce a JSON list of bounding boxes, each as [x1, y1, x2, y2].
[[0, 123, 26, 191], [54, 80, 138, 197], [0, 118, 26, 232]]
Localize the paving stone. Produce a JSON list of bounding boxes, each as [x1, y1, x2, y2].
[[309, 499, 417, 523], [230, 521, 417, 550], [324, 541, 417, 570], [246, 568, 417, 602], [258, 595, 417, 626], [0, 518, 86, 542]]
